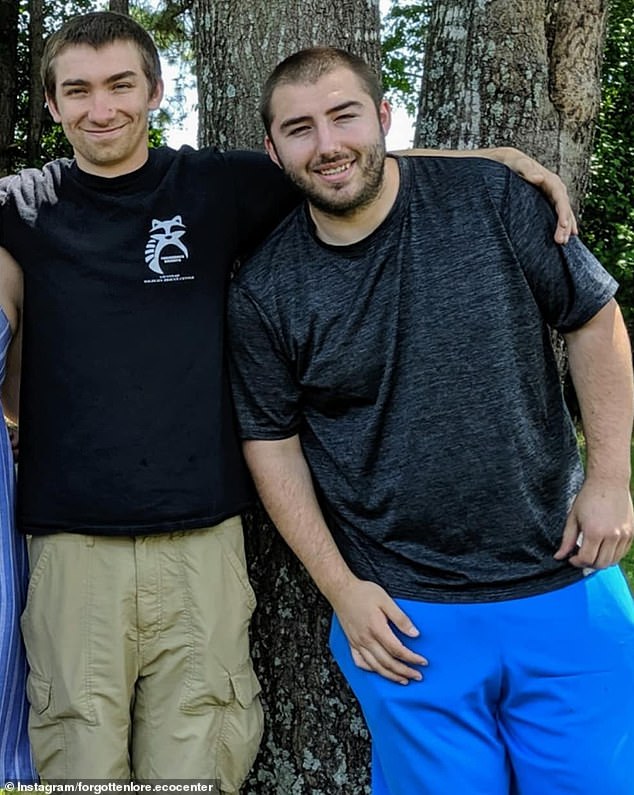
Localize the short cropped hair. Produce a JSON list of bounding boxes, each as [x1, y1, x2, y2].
[[42, 11, 162, 99], [260, 47, 383, 136]]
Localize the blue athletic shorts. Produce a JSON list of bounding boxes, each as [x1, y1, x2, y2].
[[329, 566, 634, 795]]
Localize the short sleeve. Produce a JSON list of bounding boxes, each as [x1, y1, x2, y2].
[[494, 169, 617, 332], [227, 281, 302, 440]]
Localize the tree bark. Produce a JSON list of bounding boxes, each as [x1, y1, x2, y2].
[[414, 0, 608, 212], [26, 0, 45, 166], [192, 3, 380, 790], [109, 0, 130, 13], [242, 508, 370, 795], [193, 0, 381, 150], [0, 0, 19, 176]]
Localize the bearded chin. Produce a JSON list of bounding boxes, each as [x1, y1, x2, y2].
[[285, 140, 387, 217]]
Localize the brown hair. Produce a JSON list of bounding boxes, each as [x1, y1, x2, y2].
[[260, 47, 383, 136], [42, 11, 161, 99]]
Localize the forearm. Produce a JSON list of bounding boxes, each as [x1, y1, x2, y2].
[[391, 145, 510, 158], [565, 299, 634, 485], [392, 146, 575, 243], [243, 436, 355, 602]]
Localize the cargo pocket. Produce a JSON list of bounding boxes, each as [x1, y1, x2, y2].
[[216, 662, 264, 793], [182, 659, 264, 792], [26, 671, 51, 715], [25, 672, 65, 775]]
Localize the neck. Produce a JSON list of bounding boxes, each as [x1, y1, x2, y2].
[[310, 157, 400, 246], [75, 148, 150, 179]]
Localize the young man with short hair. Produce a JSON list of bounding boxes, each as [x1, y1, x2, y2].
[[228, 47, 634, 795]]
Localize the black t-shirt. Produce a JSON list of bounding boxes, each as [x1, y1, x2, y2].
[[228, 157, 617, 602], [0, 145, 299, 535]]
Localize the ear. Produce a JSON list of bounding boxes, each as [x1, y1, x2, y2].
[[46, 93, 62, 123], [264, 135, 282, 169], [378, 99, 392, 137], [148, 77, 164, 111]]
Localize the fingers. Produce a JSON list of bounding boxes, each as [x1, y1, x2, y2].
[[554, 218, 571, 246], [524, 170, 577, 244], [334, 580, 428, 684], [384, 598, 420, 639], [554, 205, 578, 245], [567, 529, 632, 569], [553, 517, 580, 560], [349, 605, 428, 684], [351, 630, 428, 685]]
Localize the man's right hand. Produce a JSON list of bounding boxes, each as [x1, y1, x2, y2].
[[330, 577, 428, 684]]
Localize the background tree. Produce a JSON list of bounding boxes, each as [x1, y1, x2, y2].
[[193, 0, 382, 150], [0, 0, 19, 176], [381, 0, 430, 116], [191, 3, 380, 790], [26, 0, 45, 165], [582, 0, 634, 328], [414, 0, 609, 212]]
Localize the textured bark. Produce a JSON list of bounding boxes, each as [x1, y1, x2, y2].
[[242, 508, 370, 795], [192, 5, 380, 790], [192, 0, 381, 150], [0, 0, 18, 176], [414, 0, 608, 212], [109, 0, 130, 13], [26, 0, 45, 166]]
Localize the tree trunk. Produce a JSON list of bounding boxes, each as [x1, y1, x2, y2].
[[0, 0, 18, 176], [109, 0, 130, 13], [414, 0, 608, 213], [192, 3, 380, 790], [26, 0, 45, 166], [193, 0, 381, 150], [241, 507, 371, 795]]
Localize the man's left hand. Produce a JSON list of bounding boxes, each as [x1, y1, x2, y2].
[[554, 480, 633, 568]]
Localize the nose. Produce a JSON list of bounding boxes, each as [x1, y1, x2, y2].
[[87, 91, 116, 125], [314, 121, 340, 157]]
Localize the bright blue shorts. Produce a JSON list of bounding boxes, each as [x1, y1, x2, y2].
[[329, 566, 634, 795]]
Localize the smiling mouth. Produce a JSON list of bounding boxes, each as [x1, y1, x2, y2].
[[84, 124, 126, 136], [315, 161, 353, 177]]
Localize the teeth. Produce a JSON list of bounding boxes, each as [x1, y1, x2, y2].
[[319, 163, 351, 175]]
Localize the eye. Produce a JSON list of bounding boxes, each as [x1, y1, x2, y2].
[[64, 87, 88, 97], [287, 125, 311, 137], [335, 113, 357, 123], [113, 82, 133, 91]]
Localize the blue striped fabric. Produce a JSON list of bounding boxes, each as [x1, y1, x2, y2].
[[0, 308, 37, 785]]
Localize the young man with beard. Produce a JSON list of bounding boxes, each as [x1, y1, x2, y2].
[[227, 47, 634, 795]]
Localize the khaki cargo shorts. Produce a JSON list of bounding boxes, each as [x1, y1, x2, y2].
[[21, 516, 262, 792]]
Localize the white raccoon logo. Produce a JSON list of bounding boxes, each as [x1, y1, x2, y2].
[[145, 215, 189, 275]]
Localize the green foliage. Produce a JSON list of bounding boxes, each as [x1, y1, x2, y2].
[[11, 0, 94, 169], [133, 0, 195, 134], [624, 548, 634, 585], [380, 0, 430, 115], [582, 0, 634, 325]]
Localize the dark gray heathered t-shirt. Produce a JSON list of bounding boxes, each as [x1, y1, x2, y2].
[[228, 156, 617, 603]]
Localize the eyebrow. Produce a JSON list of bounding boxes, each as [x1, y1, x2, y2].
[[279, 100, 364, 131], [60, 70, 138, 88]]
